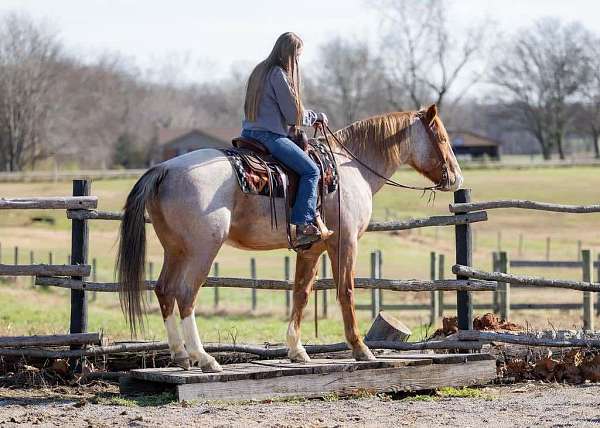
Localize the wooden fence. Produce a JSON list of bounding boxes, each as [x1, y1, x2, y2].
[[0, 180, 494, 339]]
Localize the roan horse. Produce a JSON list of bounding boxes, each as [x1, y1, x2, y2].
[[117, 104, 463, 372]]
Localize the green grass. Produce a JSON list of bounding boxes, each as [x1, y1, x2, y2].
[[1, 166, 600, 340]]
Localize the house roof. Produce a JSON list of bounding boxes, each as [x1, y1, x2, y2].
[[158, 127, 241, 146], [449, 130, 500, 148]]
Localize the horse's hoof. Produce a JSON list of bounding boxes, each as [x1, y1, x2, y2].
[[201, 358, 223, 373], [288, 347, 311, 363], [173, 357, 191, 370], [352, 345, 376, 361]]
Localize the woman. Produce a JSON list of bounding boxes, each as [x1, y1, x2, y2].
[[241, 32, 330, 249]]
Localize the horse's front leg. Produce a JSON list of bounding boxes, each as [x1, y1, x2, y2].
[[327, 238, 376, 361], [286, 245, 323, 362]]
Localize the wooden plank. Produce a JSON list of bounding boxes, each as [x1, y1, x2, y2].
[[366, 211, 487, 231], [452, 264, 600, 292], [131, 358, 429, 385], [176, 360, 496, 401], [0, 196, 97, 210], [450, 200, 600, 214], [0, 333, 101, 348], [36, 275, 496, 292], [454, 189, 473, 330], [1, 264, 90, 277], [382, 353, 494, 364]]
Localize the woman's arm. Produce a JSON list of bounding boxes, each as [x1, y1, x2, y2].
[[270, 67, 318, 126]]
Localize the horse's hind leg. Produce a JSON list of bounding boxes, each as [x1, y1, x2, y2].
[[155, 259, 190, 368], [176, 256, 223, 373]]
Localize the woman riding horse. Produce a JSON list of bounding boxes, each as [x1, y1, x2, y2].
[[241, 32, 331, 249]]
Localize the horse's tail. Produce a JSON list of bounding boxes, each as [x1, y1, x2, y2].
[[117, 165, 168, 337]]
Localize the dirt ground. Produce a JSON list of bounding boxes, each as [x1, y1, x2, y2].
[[0, 382, 599, 427]]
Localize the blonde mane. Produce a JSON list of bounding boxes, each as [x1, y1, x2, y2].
[[334, 111, 416, 167]]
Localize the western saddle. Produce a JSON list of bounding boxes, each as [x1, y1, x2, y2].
[[230, 130, 336, 250]]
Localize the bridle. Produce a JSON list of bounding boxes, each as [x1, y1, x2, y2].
[[317, 113, 450, 192]]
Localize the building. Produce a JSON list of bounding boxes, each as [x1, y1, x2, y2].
[[449, 130, 501, 160], [159, 127, 240, 161]]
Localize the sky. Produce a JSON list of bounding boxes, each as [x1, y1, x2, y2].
[[1, 0, 600, 83]]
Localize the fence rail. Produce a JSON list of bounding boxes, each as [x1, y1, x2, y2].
[[450, 200, 600, 214], [35, 276, 496, 292], [0, 196, 97, 210]]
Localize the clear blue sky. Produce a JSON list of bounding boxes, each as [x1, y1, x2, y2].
[[1, 0, 599, 83]]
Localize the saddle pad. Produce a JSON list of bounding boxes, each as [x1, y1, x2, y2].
[[220, 139, 338, 198]]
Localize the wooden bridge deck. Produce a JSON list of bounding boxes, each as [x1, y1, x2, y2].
[[121, 353, 496, 401]]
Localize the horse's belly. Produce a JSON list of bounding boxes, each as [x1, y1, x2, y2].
[[227, 194, 290, 250]]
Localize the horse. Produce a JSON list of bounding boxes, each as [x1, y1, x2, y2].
[[117, 104, 463, 372]]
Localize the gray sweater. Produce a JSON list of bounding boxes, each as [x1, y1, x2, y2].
[[242, 66, 317, 136]]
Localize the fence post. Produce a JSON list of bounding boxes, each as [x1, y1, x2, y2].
[[596, 254, 600, 317], [546, 237, 551, 261], [213, 262, 220, 308], [321, 254, 328, 318], [251, 258, 257, 311], [30, 251, 34, 287], [70, 179, 89, 339], [437, 253, 445, 317], [370, 251, 380, 319], [498, 251, 510, 321], [492, 252, 499, 314], [454, 189, 473, 330], [582, 249, 593, 330], [429, 251, 439, 325], [14, 246, 18, 265], [48, 251, 53, 265]]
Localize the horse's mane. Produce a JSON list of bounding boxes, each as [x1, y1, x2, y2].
[[333, 111, 416, 167]]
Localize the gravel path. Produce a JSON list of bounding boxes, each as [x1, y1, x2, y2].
[[1, 382, 599, 427]]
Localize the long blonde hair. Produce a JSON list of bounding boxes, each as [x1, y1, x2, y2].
[[244, 32, 304, 124]]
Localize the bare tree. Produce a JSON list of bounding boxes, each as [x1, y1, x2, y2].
[[373, 0, 487, 112], [305, 37, 382, 126], [0, 13, 62, 171], [492, 19, 591, 160], [581, 35, 600, 158]]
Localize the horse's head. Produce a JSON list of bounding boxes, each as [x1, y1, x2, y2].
[[410, 104, 463, 192]]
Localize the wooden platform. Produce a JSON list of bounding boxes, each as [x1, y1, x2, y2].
[[121, 353, 496, 401]]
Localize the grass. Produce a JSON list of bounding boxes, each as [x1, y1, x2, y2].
[[1, 166, 600, 341]]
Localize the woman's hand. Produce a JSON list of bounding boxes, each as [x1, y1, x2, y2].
[[315, 112, 329, 128]]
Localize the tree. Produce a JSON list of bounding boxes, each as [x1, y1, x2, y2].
[[581, 36, 600, 159], [373, 0, 487, 112], [491, 19, 591, 160], [306, 37, 382, 126], [0, 13, 62, 171]]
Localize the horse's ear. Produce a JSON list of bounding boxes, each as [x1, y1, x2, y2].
[[425, 104, 437, 125]]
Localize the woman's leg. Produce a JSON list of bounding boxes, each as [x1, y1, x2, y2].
[[245, 130, 319, 225]]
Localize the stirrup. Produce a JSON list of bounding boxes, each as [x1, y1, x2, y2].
[[293, 223, 322, 251], [314, 214, 333, 240]]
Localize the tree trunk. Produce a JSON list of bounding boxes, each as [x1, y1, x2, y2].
[[593, 130, 600, 159], [556, 133, 565, 160]]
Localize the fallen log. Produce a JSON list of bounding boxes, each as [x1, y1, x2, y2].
[[1, 264, 90, 277], [0, 333, 101, 348], [452, 264, 600, 292], [0, 196, 97, 210], [450, 199, 600, 214], [0, 339, 483, 359], [458, 330, 600, 348], [36, 276, 497, 292]]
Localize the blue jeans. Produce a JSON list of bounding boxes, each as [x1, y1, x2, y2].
[[241, 129, 319, 225]]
